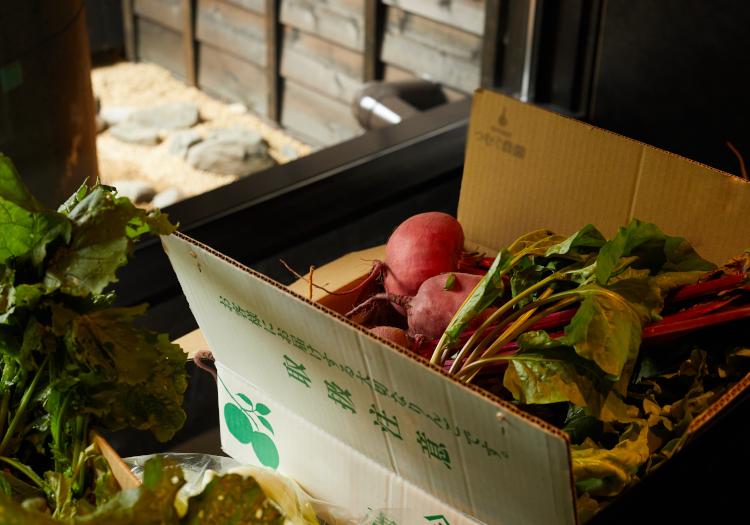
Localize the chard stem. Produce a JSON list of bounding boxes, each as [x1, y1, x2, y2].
[[463, 295, 580, 383], [459, 287, 556, 380], [447, 266, 577, 373], [0, 355, 49, 457], [0, 456, 43, 488]]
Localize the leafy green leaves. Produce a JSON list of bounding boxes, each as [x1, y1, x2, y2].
[[562, 278, 664, 379], [504, 331, 634, 423], [183, 473, 284, 525], [0, 156, 71, 267], [0, 154, 183, 512], [439, 249, 512, 350], [596, 219, 716, 284], [571, 419, 650, 497]]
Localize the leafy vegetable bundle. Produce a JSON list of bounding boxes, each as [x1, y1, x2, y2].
[[0, 154, 187, 517], [324, 213, 750, 522], [2, 455, 286, 524]]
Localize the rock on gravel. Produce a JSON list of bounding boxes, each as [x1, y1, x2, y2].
[[108, 122, 162, 146], [281, 143, 299, 160], [169, 130, 202, 158], [112, 180, 157, 204], [130, 102, 199, 130], [95, 115, 108, 134], [152, 187, 185, 209], [100, 106, 135, 126], [187, 126, 276, 176]]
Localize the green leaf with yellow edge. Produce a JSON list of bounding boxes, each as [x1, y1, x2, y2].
[[0, 154, 72, 266], [92, 455, 120, 506], [504, 331, 635, 423], [507, 229, 558, 255], [572, 419, 650, 497], [562, 277, 665, 379], [596, 218, 716, 284], [539, 224, 607, 260], [182, 473, 284, 525], [44, 188, 136, 296]]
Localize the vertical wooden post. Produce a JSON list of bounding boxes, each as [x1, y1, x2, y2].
[[481, 0, 505, 88], [181, 0, 197, 86], [364, 0, 385, 82], [121, 0, 136, 61], [266, 0, 282, 122]]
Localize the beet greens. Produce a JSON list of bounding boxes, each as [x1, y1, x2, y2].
[[0, 154, 186, 516]]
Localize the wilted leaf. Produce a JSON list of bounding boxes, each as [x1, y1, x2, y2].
[[183, 473, 284, 525], [572, 419, 650, 497]]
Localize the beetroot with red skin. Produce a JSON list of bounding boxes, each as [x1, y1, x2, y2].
[[369, 326, 414, 350], [384, 212, 464, 314], [348, 273, 497, 340]]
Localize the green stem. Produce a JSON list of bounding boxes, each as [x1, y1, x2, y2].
[[77, 414, 90, 489], [54, 389, 74, 473], [0, 355, 49, 457], [462, 296, 580, 382], [71, 415, 84, 477], [0, 390, 10, 439], [0, 456, 43, 488], [445, 264, 580, 369]]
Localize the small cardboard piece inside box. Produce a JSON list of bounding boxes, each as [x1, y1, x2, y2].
[[167, 90, 750, 525]]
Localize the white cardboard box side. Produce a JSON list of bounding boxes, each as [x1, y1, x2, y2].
[[216, 361, 483, 525], [163, 233, 577, 525]]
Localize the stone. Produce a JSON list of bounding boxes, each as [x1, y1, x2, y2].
[[100, 106, 135, 126], [112, 180, 156, 204], [130, 102, 199, 130], [227, 102, 248, 114], [281, 143, 299, 160], [187, 126, 276, 176], [205, 125, 262, 144], [108, 122, 161, 146], [152, 187, 184, 209], [95, 115, 107, 134], [169, 129, 202, 158]]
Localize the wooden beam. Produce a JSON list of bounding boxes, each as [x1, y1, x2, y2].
[[181, 0, 197, 86], [266, 0, 282, 122], [364, 0, 385, 82], [122, 0, 136, 61]]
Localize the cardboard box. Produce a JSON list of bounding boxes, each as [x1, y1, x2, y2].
[[167, 90, 750, 525]]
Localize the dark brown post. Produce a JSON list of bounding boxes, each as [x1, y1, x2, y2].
[[364, 0, 385, 82], [181, 0, 197, 86], [266, 0, 282, 122], [121, 0, 136, 61], [481, 0, 505, 88]]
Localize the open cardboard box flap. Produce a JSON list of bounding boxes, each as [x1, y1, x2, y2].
[[458, 90, 750, 265], [167, 90, 750, 525]]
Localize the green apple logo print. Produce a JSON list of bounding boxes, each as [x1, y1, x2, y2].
[[220, 378, 280, 469]]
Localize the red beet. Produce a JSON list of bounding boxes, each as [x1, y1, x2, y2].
[[369, 327, 414, 350], [384, 212, 464, 314], [348, 273, 496, 340]]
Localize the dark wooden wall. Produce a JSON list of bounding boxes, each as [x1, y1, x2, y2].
[[121, 0, 490, 146]]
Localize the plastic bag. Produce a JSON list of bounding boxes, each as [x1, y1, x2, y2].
[[124, 453, 410, 525]]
